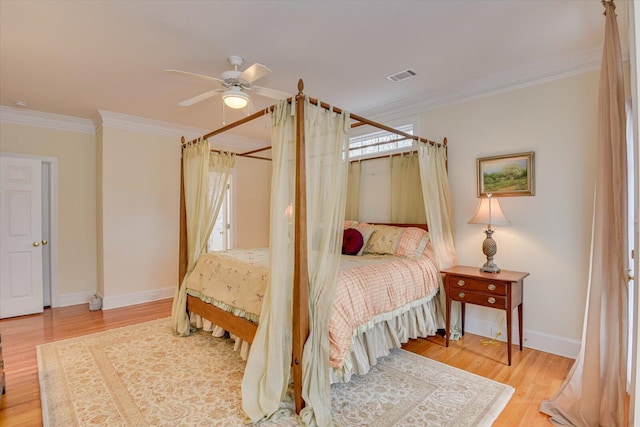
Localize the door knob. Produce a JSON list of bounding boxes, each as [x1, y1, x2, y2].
[[32, 241, 40, 247], [42, 240, 48, 245]]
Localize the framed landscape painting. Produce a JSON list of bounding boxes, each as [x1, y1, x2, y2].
[[477, 152, 535, 197]]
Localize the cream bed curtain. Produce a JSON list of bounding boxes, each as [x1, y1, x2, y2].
[[242, 99, 350, 426], [299, 102, 350, 427], [242, 99, 296, 422], [171, 140, 235, 336], [391, 152, 426, 224], [418, 143, 460, 338], [345, 160, 361, 221]]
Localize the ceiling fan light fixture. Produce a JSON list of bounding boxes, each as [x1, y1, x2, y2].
[[222, 87, 249, 109]]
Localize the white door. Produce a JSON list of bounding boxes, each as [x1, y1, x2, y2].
[[0, 156, 43, 318]]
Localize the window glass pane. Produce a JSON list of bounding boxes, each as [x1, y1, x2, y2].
[[349, 124, 414, 159]]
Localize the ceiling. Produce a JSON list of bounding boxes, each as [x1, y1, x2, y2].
[[0, 0, 630, 143]]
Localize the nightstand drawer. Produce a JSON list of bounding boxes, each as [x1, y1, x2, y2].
[[447, 275, 507, 296], [450, 290, 507, 309]]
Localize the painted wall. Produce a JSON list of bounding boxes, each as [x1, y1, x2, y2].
[[0, 122, 97, 299], [97, 125, 181, 308], [418, 70, 601, 357], [233, 156, 271, 249]]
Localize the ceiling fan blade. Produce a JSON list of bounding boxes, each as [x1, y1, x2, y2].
[[250, 85, 291, 100], [239, 63, 271, 83], [165, 69, 224, 84], [178, 89, 222, 107]]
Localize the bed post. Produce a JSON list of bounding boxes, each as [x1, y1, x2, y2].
[[179, 137, 187, 283], [292, 79, 309, 414]]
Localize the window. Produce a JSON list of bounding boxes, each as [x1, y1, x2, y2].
[[207, 181, 233, 252], [349, 124, 414, 159]]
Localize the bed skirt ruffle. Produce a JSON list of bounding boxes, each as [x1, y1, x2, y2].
[[189, 295, 438, 384], [330, 296, 438, 383]]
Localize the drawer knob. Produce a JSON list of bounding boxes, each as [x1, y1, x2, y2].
[[488, 297, 496, 304], [458, 292, 465, 298], [487, 284, 496, 291], [457, 280, 465, 286]]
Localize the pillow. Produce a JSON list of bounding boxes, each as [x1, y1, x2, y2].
[[363, 225, 405, 255], [342, 228, 364, 255], [395, 227, 430, 259], [351, 225, 375, 255], [344, 220, 359, 229]]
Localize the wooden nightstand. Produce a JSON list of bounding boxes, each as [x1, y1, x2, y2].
[[441, 265, 529, 365]]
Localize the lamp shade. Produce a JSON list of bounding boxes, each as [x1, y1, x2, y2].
[[222, 87, 249, 109], [468, 196, 510, 227]]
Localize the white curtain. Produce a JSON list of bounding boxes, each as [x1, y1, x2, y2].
[[540, 1, 628, 425], [299, 101, 350, 427], [171, 140, 235, 336], [418, 143, 461, 339], [345, 161, 361, 221], [391, 152, 426, 223], [242, 100, 296, 421]]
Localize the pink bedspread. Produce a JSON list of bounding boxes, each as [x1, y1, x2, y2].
[[330, 249, 440, 367]]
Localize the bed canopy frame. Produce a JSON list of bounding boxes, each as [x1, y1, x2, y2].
[[178, 79, 446, 414]]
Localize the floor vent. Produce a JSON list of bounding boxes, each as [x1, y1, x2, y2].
[[386, 69, 417, 82]]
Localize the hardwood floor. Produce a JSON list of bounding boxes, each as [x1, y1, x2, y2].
[[0, 299, 570, 426]]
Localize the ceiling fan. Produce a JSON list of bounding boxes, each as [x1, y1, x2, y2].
[[165, 55, 290, 109]]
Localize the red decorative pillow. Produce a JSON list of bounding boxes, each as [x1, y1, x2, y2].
[[342, 228, 364, 255]]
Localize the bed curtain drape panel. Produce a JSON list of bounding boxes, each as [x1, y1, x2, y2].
[[171, 141, 235, 336], [242, 99, 350, 427], [345, 161, 361, 221], [540, 1, 628, 425], [418, 143, 461, 339], [299, 101, 350, 427], [391, 152, 426, 224], [242, 99, 296, 422]]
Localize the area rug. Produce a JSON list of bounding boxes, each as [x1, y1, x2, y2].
[[38, 318, 514, 426]]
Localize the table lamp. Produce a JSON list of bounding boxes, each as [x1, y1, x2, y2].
[[468, 193, 510, 273]]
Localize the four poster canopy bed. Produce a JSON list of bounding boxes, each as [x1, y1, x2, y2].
[[172, 80, 457, 426]]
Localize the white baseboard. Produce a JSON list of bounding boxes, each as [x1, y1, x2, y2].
[[464, 316, 581, 359], [101, 286, 175, 310], [56, 290, 95, 307]]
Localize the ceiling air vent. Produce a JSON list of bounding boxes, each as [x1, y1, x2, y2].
[[386, 69, 417, 82]]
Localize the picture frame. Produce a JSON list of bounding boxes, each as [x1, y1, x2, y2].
[[477, 152, 535, 197]]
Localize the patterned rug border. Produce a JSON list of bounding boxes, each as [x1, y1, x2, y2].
[[37, 318, 515, 426], [37, 318, 170, 427], [392, 349, 515, 426]]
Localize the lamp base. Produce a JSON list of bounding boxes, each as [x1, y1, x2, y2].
[[480, 228, 501, 274], [480, 261, 501, 274]]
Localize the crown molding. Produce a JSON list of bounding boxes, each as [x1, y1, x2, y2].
[[94, 110, 209, 140], [0, 106, 95, 134], [362, 45, 612, 123], [94, 110, 266, 150]]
